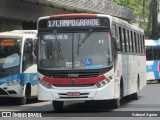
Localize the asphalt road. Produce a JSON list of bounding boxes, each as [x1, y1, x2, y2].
[[0, 82, 160, 118]]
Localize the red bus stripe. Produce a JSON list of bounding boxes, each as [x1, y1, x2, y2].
[[50, 13, 97, 18], [43, 75, 105, 85]]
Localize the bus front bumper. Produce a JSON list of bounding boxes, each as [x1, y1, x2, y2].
[[38, 81, 115, 101], [0, 84, 24, 98]]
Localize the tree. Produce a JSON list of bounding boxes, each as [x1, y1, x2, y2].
[[151, 0, 158, 39], [112, 0, 159, 39]]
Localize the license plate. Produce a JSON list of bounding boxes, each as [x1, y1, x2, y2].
[[67, 92, 80, 96]]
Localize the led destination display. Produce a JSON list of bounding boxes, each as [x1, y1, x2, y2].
[[39, 18, 109, 28], [48, 19, 100, 27]]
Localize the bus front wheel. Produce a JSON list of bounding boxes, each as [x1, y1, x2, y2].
[[111, 81, 123, 108], [18, 96, 27, 105], [111, 98, 120, 108], [52, 101, 64, 111]]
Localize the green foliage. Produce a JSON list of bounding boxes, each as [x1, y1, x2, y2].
[[112, 0, 151, 32]]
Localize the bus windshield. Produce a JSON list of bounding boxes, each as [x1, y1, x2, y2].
[[38, 31, 112, 70], [0, 38, 21, 69], [146, 46, 160, 60]]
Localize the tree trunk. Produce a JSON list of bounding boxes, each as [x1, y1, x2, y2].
[[143, 0, 145, 22], [151, 0, 158, 39]]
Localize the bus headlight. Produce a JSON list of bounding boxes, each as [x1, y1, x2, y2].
[[38, 78, 53, 89], [4, 80, 20, 86], [96, 76, 113, 88]]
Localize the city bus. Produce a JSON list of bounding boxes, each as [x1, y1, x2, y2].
[[37, 13, 146, 111], [145, 39, 160, 83], [0, 30, 37, 104]]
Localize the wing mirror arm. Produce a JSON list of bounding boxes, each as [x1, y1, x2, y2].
[[112, 36, 121, 51]]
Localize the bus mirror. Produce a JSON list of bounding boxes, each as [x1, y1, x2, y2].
[[26, 39, 33, 53], [112, 36, 121, 51], [27, 45, 32, 53]]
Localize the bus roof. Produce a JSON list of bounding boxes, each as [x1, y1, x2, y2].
[[145, 39, 160, 46], [38, 13, 144, 33], [0, 30, 37, 37]]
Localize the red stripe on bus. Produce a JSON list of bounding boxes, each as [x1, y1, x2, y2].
[[50, 13, 97, 18], [43, 75, 105, 85]]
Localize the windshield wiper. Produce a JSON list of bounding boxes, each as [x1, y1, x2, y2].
[[53, 31, 61, 60], [78, 29, 93, 48]]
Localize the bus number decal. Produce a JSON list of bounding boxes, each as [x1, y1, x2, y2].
[[66, 62, 72, 67]]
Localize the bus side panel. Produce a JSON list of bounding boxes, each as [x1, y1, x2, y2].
[[146, 60, 160, 81], [114, 54, 146, 98], [23, 64, 37, 97], [139, 55, 147, 90]]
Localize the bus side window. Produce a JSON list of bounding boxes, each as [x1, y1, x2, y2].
[[130, 31, 134, 53], [137, 34, 141, 53], [121, 28, 126, 52], [125, 29, 129, 52], [22, 39, 33, 72], [112, 24, 116, 36], [146, 47, 152, 60], [141, 35, 145, 54], [128, 30, 132, 52], [139, 34, 142, 53], [115, 25, 121, 50], [119, 27, 123, 52], [33, 38, 37, 63], [136, 33, 139, 53], [134, 32, 137, 53]]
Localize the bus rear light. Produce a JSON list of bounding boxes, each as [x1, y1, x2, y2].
[[96, 76, 113, 88]]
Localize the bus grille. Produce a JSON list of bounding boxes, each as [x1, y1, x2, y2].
[[47, 72, 100, 78], [7, 90, 17, 94], [54, 84, 94, 87], [0, 88, 8, 95]]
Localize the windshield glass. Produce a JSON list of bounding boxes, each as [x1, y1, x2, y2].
[[38, 31, 112, 70], [146, 46, 160, 60], [0, 38, 21, 69]]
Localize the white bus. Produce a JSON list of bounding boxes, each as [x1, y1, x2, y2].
[[145, 39, 160, 82], [37, 13, 146, 111], [0, 30, 37, 104]]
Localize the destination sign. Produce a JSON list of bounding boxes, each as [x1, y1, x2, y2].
[[39, 18, 109, 28], [48, 19, 100, 27], [0, 39, 14, 46]]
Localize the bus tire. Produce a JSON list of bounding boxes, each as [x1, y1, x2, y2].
[[18, 84, 31, 105], [52, 101, 64, 111], [111, 98, 120, 108], [131, 90, 139, 100], [18, 96, 27, 105], [131, 78, 140, 100], [111, 80, 123, 108]]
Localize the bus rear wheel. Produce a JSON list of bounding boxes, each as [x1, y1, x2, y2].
[[131, 77, 140, 100], [131, 83, 140, 100], [52, 101, 64, 111]]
